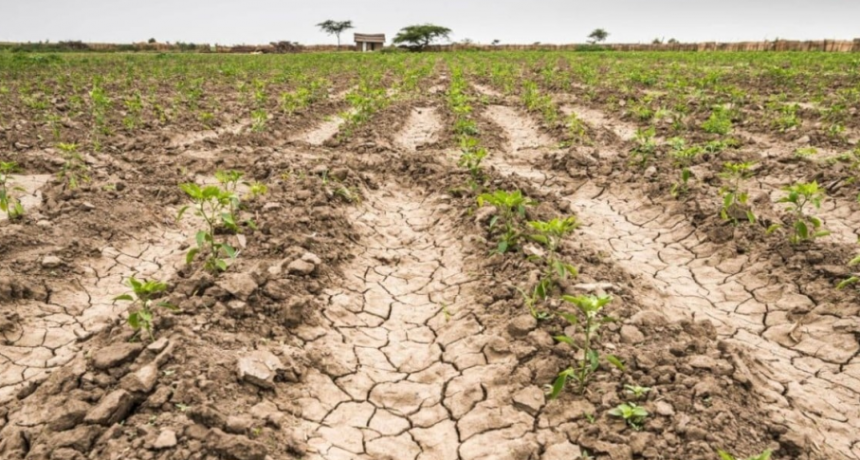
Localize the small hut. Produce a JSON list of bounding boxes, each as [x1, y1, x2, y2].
[[354, 33, 385, 52]]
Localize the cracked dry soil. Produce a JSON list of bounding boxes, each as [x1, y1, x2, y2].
[[4, 73, 860, 460]]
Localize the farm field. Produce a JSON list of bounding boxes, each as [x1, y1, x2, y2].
[[1, 50, 860, 460]]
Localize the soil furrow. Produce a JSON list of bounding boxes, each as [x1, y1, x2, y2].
[[395, 108, 441, 152], [292, 184, 550, 460]]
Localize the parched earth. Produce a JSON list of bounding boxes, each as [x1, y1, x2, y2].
[[2, 72, 860, 460]]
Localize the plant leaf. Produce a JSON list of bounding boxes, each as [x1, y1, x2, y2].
[[549, 372, 568, 400], [605, 354, 625, 371]]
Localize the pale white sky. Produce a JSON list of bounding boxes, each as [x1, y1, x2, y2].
[[1, 0, 858, 45]]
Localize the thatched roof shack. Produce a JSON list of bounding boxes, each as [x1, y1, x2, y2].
[[355, 33, 385, 52]]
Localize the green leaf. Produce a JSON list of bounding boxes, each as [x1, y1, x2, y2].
[[549, 372, 568, 400], [587, 349, 599, 371], [195, 231, 207, 248], [808, 216, 822, 228], [128, 312, 141, 330], [176, 205, 189, 221], [794, 220, 809, 240], [837, 276, 859, 290], [215, 258, 228, 271], [746, 210, 756, 224], [765, 224, 781, 235], [553, 335, 575, 346], [113, 294, 134, 302], [157, 301, 180, 311], [848, 255, 860, 266], [497, 240, 508, 254], [557, 312, 579, 325], [185, 248, 200, 265], [221, 243, 237, 259], [606, 354, 625, 371], [716, 450, 736, 460]]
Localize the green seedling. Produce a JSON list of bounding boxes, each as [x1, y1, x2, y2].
[[718, 162, 757, 224], [477, 190, 536, 254], [527, 217, 579, 302], [566, 112, 590, 145], [768, 181, 829, 244], [630, 127, 658, 167], [458, 137, 488, 189], [56, 142, 89, 190], [0, 161, 25, 220], [794, 146, 818, 159], [608, 402, 649, 430], [114, 276, 177, 340], [624, 384, 651, 399], [836, 253, 860, 290], [177, 183, 241, 272], [717, 449, 772, 460], [245, 181, 268, 200], [550, 294, 624, 397], [667, 137, 702, 197], [702, 106, 733, 135], [516, 285, 551, 320]]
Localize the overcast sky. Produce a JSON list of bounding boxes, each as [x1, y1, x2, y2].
[[2, 0, 858, 45]]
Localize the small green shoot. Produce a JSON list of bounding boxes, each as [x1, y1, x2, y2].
[[114, 276, 178, 340], [717, 449, 772, 460], [550, 294, 623, 397], [608, 402, 649, 430], [769, 181, 829, 244], [476, 190, 536, 254]]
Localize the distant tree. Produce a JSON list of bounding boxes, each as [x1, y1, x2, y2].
[[652, 38, 663, 45], [492, 39, 501, 46], [668, 38, 679, 44], [317, 20, 354, 49], [393, 24, 452, 50], [587, 28, 609, 44], [148, 38, 157, 44], [460, 38, 475, 45]]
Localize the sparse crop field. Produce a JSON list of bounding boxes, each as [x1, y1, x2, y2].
[[1, 50, 860, 460]]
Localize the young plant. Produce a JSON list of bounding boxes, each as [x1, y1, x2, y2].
[[717, 450, 772, 460], [528, 217, 579, 298], [476, 190, 536, 254], [56, 142, 89, 190], [769, 181, 830, 244], [667, 137, 702, 197], [718, 162, 757, 224], [624, 384, 651, 399], [550, 294, 623, 397], [458, 137, 488, 190], [114, 276, 177, 340], [702, 106, 733, 135], [177, 183, 240, 272], [0, 161, 25, 220], [630, 127, 658, 167], [836, 253, 860, 290], [608, 402, 649, 430]]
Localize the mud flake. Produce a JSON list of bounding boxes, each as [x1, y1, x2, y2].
[[366, 432, 421, 460], [368, 409, 410, 436], [369, 380, 442, 415], [412, 420, 459, 460]]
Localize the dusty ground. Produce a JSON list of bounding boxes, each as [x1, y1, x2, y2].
[[1, 53, 859, 460]]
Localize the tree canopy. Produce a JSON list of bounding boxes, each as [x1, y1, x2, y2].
[[393, 24, 452, 50], [317, 20, 354, 48], [588, 28, 609, 44]]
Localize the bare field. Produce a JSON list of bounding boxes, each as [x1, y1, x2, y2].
[[1, 51, 860, 460]]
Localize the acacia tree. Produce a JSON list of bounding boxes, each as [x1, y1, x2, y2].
[[317, 20, 354, 49], [393, 24, 452, 50], [588, 28, 609, 44]]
